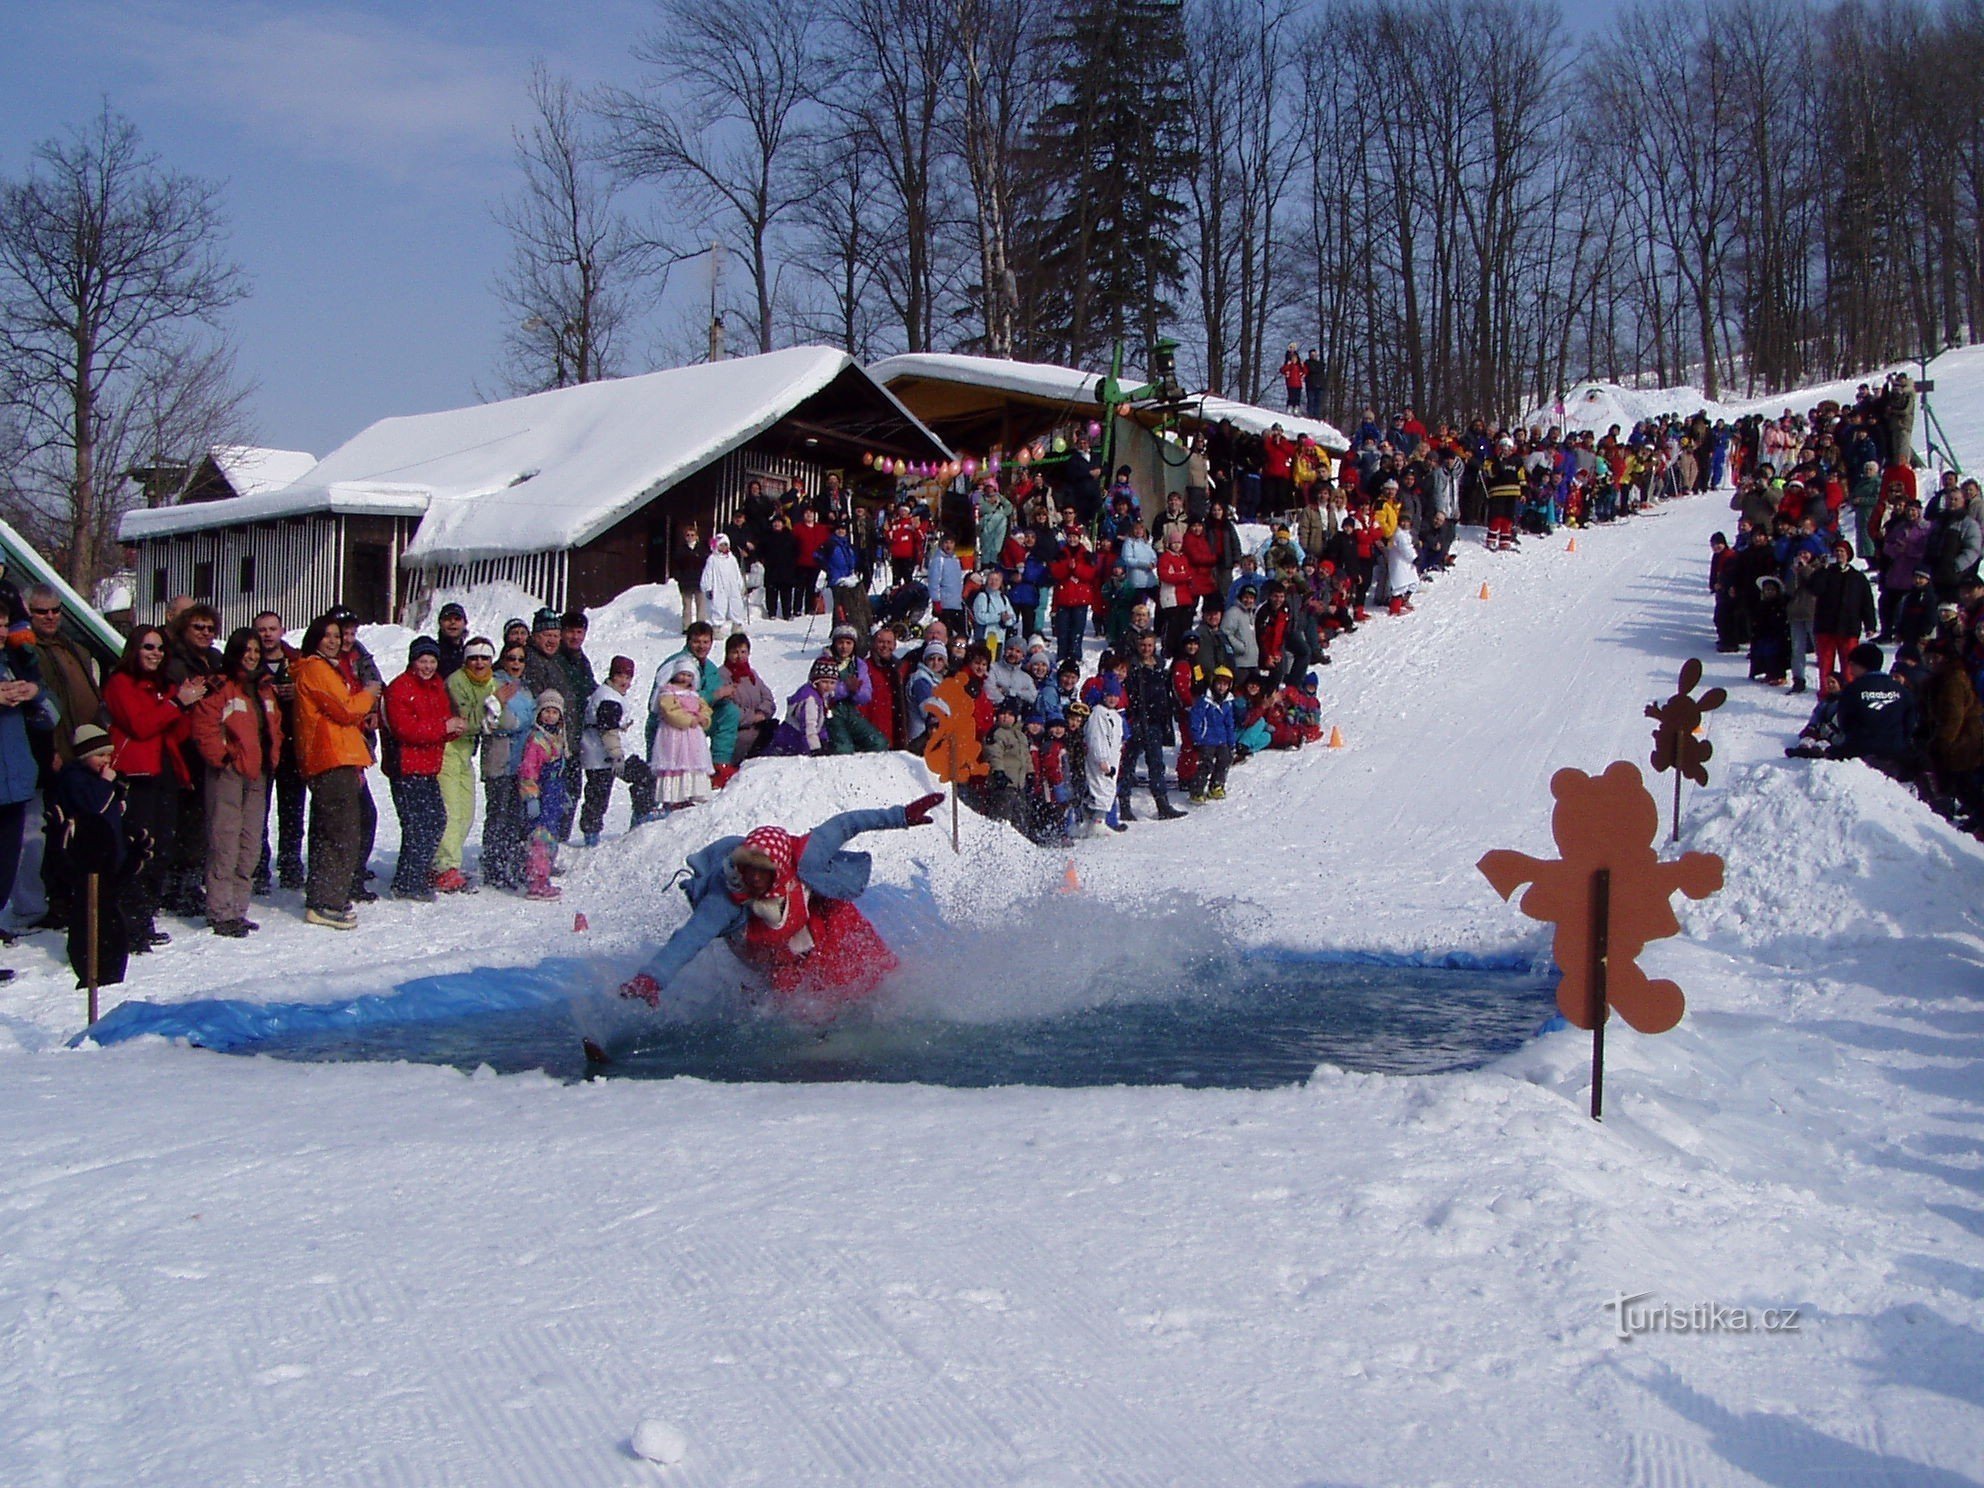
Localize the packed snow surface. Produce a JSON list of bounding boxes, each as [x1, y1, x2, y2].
[[8, 354, 1984, 1483]]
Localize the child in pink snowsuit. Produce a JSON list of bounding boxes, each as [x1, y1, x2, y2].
[[516, 690, 569, 900]]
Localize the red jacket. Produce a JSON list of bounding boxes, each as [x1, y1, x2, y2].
[[1156, 550, 1195, 607], [105, 671, 190, 783], [793, 519, 831, 569], [1051, 547, 1101, 608], [887, 517, 924, 562], [1263, 431, 1296, 479], [1183, 532, 1218, 597], [856, 657, 905, 748], [1256, 606, 1291, 667], [384, 670, 456, 777]]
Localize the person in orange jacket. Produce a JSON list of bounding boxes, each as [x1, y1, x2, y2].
[[190, 627, 284, 937], [290, 614, 380, 929]]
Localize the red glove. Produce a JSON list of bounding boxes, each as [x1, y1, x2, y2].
[[902, 792, 944, 827], [619, 973, 662, 1007]]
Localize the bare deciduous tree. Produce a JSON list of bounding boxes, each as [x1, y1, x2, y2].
[[494, 64, 654, 394], [0, 106, 249, 586], [601, 0, 819, 356]]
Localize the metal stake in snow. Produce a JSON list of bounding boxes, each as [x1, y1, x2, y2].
[[1478, 762, 1723, 1122], [1589, 868, 1609, 1121], [1646, 658, 1725, 842], [86, 872, 100, 1026]]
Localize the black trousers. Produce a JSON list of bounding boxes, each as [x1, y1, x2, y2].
[[1118, 729, 1173, 810], [255, 759, 308, 888], [389, 775, 447, 896], [307, 767, 363, 914], [121, 775, 178, 939], [482, 776, 525, 890], [580, 760, 657, 836]]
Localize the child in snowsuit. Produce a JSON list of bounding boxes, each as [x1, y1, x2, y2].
[[1188, 668, 1237, 801], [650, 658, 714, 809], [580, 656, 658, 842], [767, 660, 840, 756], [1032, 714, 1075, 842], [1749, 577, 1791, 684], [516, 690, 569, 899], [1078, 697, 1125, 834]]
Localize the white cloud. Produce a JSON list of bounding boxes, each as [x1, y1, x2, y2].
[[74, 1, 531, 182]]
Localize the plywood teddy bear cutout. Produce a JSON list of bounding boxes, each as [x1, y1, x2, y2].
[[1478, 761, 1722, 1036]]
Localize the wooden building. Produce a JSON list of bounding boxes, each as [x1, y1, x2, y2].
[[119, 348, 948, 628]]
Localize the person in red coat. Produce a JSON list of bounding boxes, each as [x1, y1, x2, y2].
[[792, 507, 831, 616], [382, 636, 465, 900], [1262, 424, 1298, 515], [1182, 517, 1219, 616], [885, 505, 925, 586], [1049, 531, 1101, 671], [104, 626, 201, 951], [855, 626, 909, 748]]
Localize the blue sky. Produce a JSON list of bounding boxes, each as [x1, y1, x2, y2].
[[2, 0, 654, 456], [3, 0, 1627, 462]]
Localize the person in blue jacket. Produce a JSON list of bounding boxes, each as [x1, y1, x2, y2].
[[1187, 667, 1238, 801], [0, 639, 56, 981], [608, 794, 945, 1034]]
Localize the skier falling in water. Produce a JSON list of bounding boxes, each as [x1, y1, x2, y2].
[[594, 793, 945, 1056]]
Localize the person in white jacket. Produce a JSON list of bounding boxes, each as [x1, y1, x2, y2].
[[700, 534, 748, 636], [1078, 700, 1125, 834], [1385, 524, 1419, 616]]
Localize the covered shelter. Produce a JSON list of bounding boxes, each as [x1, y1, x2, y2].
[[869, 353, 1351, 507]]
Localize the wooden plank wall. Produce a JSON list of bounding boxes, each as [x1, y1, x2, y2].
[[131, 516, 350, 632]]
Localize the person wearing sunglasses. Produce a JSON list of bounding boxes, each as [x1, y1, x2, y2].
[[103, 627, 203, 952], [24, 584, 105, 932]]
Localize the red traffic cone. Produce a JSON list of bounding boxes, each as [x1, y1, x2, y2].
[[573, 912, 589, 933], [1060, 859, 1081, 894], [1327, 725, 1345, 749]]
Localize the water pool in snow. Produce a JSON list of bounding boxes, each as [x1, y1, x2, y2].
[[95, 954, 1557, 1089]]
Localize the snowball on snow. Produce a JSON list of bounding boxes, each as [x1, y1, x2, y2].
[[631, 1416, 687, 1464]]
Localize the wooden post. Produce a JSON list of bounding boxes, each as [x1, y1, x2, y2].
[[1672, 769, 1682, 845], [948, 736, 960, 854], [85, 873, 101, 1027], [1590, 867, 1610, 1122]]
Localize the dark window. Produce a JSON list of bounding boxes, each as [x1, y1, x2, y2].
[[152, 567, 168, 605], [240, 554, 255, 594], [193, 561, 214, 599]]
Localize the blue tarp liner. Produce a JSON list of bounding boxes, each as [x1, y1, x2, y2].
[[77, 958, 591, 1053]]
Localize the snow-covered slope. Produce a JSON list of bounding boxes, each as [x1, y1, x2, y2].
[[4, 374, 1984, 1482]]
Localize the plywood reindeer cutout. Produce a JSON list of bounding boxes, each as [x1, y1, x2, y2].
[[1478, 762, 1723, 1117], [1646, 658, 1725, 840]]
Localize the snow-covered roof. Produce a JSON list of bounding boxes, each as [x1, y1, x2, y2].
[[119, 482, 432, 541], [206, 445, 319, 499], [1188, 394, 1348, 452], [870, 352, 1105, 407], [120, 348, 949, 562], [869, 352, 1350, 452]]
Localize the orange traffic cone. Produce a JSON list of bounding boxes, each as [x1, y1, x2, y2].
[[1327, 725, 1345, 749], [1566, 536, 1578, 553], [1060, 859, 1081, 894], [1477, 582, 1491, 600], [573, 912, 589, 933]]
